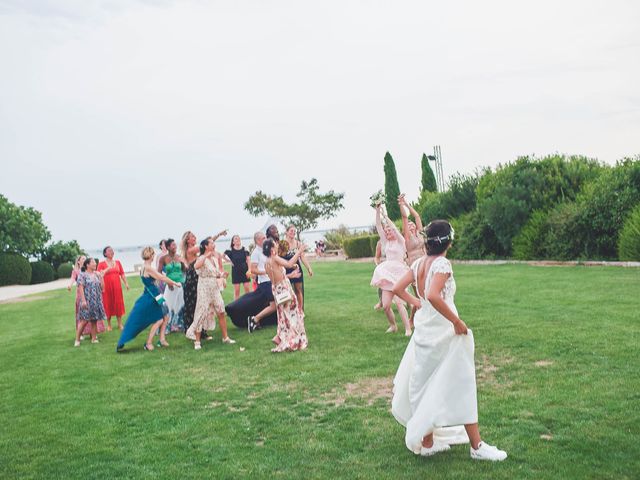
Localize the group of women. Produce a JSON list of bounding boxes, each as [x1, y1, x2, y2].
[[68, 225, 312, 354], [371, 194, 508, 462]]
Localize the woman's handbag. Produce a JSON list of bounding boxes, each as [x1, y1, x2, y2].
[[274, 285, 292, 306]]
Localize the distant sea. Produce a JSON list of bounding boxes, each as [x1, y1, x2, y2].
[[85, 226, 372, 272]]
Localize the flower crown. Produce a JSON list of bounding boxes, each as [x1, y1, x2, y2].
[[425, 224, 455, 244]]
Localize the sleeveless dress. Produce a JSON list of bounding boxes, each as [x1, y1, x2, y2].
[[164, 260, 185, 333], [97, 260, 126, 317], [186, 257, 224, 338], [284, 246, 303, 285], [224, 247, 250, 285], [370, 239, 410, 291], [391, 256, 477, 453], [270, 266, 308, 353], [116, 271, 167, 350]]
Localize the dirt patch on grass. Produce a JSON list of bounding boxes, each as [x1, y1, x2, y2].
[[321, 376, 393, 407], [476, 353, 514, 389], [535, 360, 554, 367], [0, 295, 50, 305]]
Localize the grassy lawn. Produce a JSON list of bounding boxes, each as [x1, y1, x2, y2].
[[0, 261, 638, 479]]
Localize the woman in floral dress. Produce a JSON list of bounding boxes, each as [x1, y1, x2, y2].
[[186, 237, 235, 350], [68, 255, 106, 339], [74, 258, 107, 346], [263, 238, 308, 353]]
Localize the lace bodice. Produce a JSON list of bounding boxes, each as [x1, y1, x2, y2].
[[412, 256, 456, 302]]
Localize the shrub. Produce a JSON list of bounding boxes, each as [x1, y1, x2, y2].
[[0, 253, 31, 286], [513, 210, 549, 260], [324, 224, 363, 250], [447, 211, 506, 260], [618, 204, 640, 261], [57, 262, 74, 280], [30, 261, 55, 284], [343, 235, 376, 258], [417, 171, 484, 224]]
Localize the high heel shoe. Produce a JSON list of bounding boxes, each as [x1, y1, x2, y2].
[[144, 343, 154, 351]]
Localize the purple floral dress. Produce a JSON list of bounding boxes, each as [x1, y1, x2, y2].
[[77, 272, 107, 322]]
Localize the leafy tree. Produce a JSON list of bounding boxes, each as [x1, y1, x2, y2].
[[421, 153, 438, 193], [40, 240, 85, 270], [384, 152, 401, 220], [416, 171, 483, 223], [0, 194, 51, 257], [618, 203, 640, 261], [244, 179, 345, 238]]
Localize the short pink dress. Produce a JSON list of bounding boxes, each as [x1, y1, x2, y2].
[[371, 219, 410, 291]]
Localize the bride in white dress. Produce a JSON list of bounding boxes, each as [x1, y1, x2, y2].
[[391, 220, 508, 461]]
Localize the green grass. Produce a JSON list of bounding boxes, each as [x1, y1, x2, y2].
[[0, 262, 639, 479]]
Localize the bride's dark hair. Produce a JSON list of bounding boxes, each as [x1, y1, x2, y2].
[[424, 220, 454, 255], [263, 239, 275, 257]]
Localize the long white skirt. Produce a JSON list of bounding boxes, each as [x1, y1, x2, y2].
[[391, 300, 478, 453], [164, 284, 185, 332]]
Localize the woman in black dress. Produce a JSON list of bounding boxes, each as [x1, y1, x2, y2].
[[224, 235, 251, 300], [283, 225, 313, 312]]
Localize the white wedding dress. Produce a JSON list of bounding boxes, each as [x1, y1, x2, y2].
[[391, 256, 478, 453]]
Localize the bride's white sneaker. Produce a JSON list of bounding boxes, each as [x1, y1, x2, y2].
[[419, 441, 451, 457], [470, 441, 507, 461]]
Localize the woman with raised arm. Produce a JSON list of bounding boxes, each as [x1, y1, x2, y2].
[[263, 238, 308, 353], [283, 225, 314, 312], [398, 194, 426, 325], [391, 220, 507, 461], [159, 238, 186, 335], [74, 258, 107, 347], [97, 246, 129, 331], [116, 247, 181, 352], [370, 204, 412, 336], [181, 229, 227, 335], [186, 237, 235, 350]]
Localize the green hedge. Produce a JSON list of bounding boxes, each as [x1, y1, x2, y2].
[[30, 261, 55, 284], [343, 235, 376, 258], [369, 235, 380, 255], [57, 262, 74, 280], [0, 253, 32, 286], [618, 204, 640, 261]]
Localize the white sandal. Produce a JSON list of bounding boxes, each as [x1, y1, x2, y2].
[[222, 337, 236, 344], [194, 342, 202, 350]]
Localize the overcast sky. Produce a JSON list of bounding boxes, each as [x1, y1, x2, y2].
[[1, 0, 638, 249]]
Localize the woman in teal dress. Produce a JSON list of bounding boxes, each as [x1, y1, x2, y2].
[[117, 246, 181, 352], [158, 238, 186, 334]]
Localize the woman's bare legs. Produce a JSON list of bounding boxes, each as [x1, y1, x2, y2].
[[90, 322, 98, 342], [394, 300, 412, 335], [234, 284, 241, 300], [106, 316, 112, 331], [380, 290, 397, 332], [159, 315, 169, 346], [145, 319, 163, 350], [293, 283, 304, 312], [243, 282, 251, 294], [464, 424, 481, 450], [218, 313, 234, 342], [116, 315, 123, 331], [75, 320, 88, 342]]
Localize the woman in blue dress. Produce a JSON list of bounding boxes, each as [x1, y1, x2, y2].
[[117, 246, 181, 352]]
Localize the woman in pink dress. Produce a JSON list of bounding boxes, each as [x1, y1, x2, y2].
[[68, 255, 105, 338], [97, 246, 130, 331], [371, 204, 412, 336]]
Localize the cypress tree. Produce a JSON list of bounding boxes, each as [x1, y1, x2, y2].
[[421, 153, 438, 192], [383, 151, 402, 220]]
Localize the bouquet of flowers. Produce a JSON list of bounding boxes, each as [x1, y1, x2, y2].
[[369, 190, 386, 208]]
